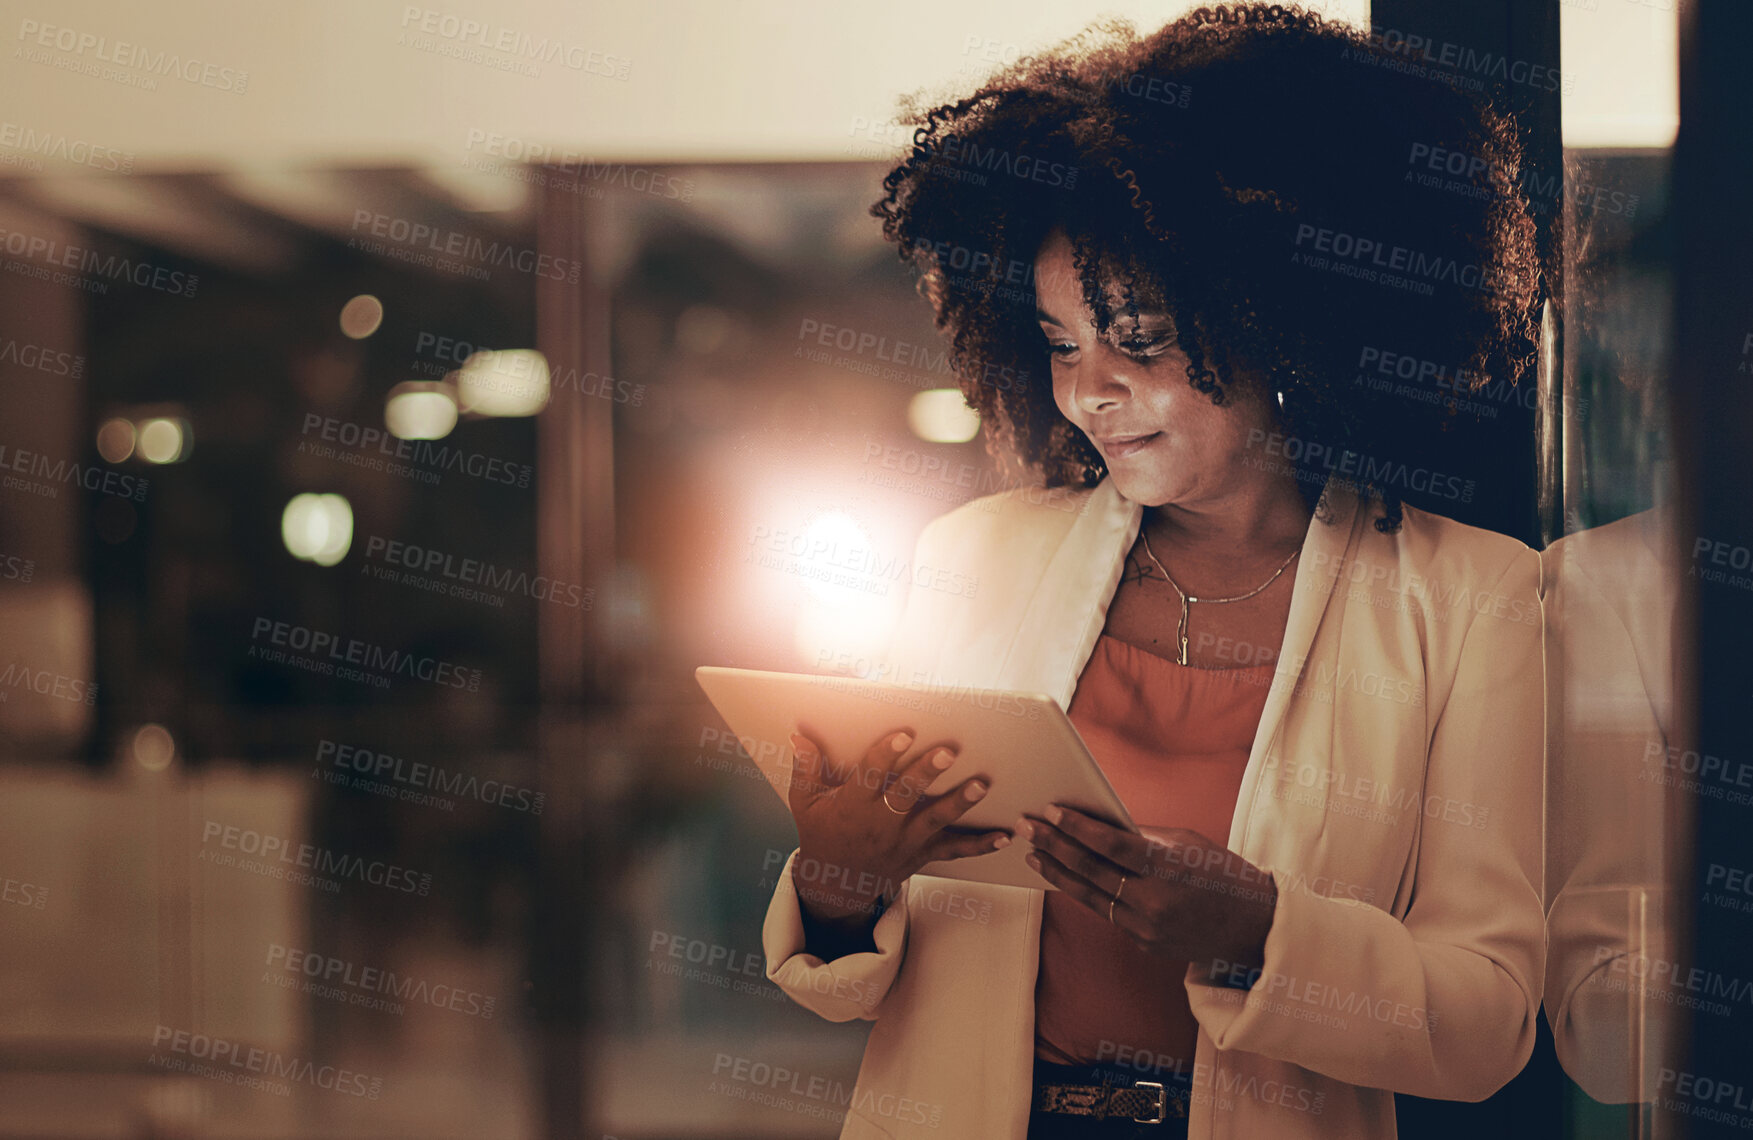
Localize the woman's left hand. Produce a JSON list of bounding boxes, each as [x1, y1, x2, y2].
[[1020, 805, 1279, 977]]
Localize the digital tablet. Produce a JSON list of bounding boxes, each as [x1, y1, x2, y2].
[[694, 665, 1136, 890]]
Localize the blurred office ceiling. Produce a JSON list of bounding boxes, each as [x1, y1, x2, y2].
[[0, 0, 1376, 170]]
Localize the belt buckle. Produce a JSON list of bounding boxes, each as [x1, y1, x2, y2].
[[1131, 1080, 1167, 1125]]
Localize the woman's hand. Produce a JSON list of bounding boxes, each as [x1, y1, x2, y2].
[[1019, 805, 1278, 978], [786, 725, 1012, 928]]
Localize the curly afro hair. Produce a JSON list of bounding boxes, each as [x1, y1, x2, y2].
[[872, 2, 1544, 532]]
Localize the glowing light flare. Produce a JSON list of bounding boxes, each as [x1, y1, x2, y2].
[[281, 493, 353, 567], [385, 382, 458, 440], [457, 349, 549, 417], [908, 388, 981, 443], [793, 594, 902, 674], [796, 510, 875, 606]]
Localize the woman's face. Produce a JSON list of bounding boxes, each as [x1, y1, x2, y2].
[[1034, 229, 1278, 510]]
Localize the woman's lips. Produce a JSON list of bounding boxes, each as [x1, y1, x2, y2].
[[1100, 432, 1161, 460]]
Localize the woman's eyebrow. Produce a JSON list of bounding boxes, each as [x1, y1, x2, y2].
[[1034, 307, 1064, 326]]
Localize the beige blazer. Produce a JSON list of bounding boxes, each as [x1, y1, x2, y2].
[[763, 473, 1546, 1139]]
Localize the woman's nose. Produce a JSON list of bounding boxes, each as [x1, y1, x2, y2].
[[1071, 353, 1135, 413]]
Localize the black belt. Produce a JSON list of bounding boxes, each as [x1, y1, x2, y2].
[[1031, 1059, 1191, 1125]]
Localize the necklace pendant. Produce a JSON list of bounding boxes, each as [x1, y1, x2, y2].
[[1178, 632, 1189, 667]]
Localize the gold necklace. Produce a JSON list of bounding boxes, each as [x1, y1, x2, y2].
[[1137, 525, 1300, 666]]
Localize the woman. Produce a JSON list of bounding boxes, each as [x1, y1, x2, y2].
[[762, 6, 1547, 1137]]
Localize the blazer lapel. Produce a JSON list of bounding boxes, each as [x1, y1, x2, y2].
[[994, 477, 1140, 709]]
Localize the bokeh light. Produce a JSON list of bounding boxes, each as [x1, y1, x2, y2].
[[281, 492, 354, 567], [339, 293, 385, 339], [908, 388, 981, 443]]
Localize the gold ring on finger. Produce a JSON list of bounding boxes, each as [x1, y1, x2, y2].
[[881, 789, 910, 815]]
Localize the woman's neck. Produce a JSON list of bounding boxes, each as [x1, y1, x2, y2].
[[1143, 474, 1312, 557]]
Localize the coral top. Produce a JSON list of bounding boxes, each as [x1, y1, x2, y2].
[[1033, 634, 1274, 1075]]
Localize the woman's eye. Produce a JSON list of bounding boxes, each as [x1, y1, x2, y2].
[[1117, 333, 1173, 356], [1044, 339, 1077, 358]]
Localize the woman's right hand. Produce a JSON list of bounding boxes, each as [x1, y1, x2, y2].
[[785, 725, 1011, 929]]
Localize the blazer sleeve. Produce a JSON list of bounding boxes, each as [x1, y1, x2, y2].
[[1185, 546, 1547, 1102], [757, 511, 958, 1020]]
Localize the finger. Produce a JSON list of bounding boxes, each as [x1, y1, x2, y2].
[[1024, 848, 1121, 921], [920, 827, 1012, 863], [1044, 805, 1159, 876], [882, 743, 958, 811], [908, 776, 991, 837], [849, 727, 917, 801], [786, 730, 833, 810], [1023, 814, 1127, 896]]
